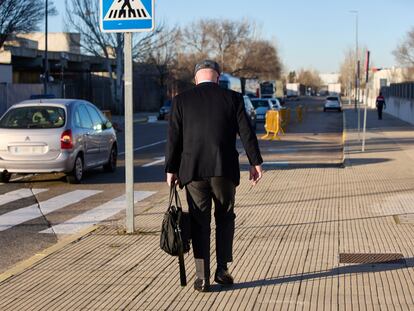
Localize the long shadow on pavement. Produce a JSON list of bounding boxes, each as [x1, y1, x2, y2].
[[209, 258, 414, 292]]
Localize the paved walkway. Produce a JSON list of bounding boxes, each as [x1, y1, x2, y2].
[[1, 108, 414, 310]]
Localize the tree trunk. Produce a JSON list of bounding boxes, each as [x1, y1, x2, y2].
[[115, 33, 124, 115], [106, 59, 116, 113]]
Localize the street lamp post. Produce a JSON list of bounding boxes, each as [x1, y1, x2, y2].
[[350, 10, 360, 139], [349, 10, 358, 110], [44, 0, 49, 95]]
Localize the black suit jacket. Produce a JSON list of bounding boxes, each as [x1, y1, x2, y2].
[[165, 82, 263, 186]]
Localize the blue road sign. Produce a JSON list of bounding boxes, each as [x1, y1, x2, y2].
[[100, 0, 155, 33]]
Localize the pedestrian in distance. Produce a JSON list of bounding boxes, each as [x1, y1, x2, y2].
[[376, 92, 386, 120], [165, 60, 263, 292]]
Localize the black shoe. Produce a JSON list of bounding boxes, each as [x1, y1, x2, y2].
[[194, 278, 210, 292], [214, 269, 234, 286]]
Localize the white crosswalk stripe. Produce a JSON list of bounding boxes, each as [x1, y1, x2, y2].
[[41, 191, 155, 235], [0, 190, 101, 232], [0, 189, 48, 206]]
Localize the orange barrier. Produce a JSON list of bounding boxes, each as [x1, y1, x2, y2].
[[262, 110, 281, 140], [280, 108, 291, 134], [296, 105, 304, 123]]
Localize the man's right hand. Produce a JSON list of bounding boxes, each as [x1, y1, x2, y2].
[[249, 165, 263, 186], [167, 173, 178, 187]]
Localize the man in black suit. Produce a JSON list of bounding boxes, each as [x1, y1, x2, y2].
[[165, 60, 263, 292]]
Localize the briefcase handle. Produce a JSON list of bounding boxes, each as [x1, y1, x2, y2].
[[168, 184, 181, 210]]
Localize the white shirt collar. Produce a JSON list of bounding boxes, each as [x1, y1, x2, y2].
[[198, 80, 216, 84]]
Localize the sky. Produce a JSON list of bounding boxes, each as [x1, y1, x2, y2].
[[50, 0, 414, 73]]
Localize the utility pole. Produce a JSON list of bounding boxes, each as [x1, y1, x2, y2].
[[350, 10, 359, 111], [44, 0, 49, 95]]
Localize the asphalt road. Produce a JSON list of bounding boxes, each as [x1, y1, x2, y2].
[[0, 96, 343, 273]]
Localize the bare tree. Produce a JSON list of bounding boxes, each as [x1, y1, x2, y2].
[[0, 0, 56, 49], [339, 48, 357, 94], [180, 19, 281, 80], [144, 26, 181, 105], [297, 69, 322, 90], [65, 0, 163, 112], [230, 39, 282, 79], [394, 28, 414, 67]]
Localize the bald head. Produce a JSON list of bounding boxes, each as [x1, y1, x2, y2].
[[195, 68, 220, 85]]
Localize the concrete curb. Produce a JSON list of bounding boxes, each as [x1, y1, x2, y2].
[[0, 225, 100, 284]]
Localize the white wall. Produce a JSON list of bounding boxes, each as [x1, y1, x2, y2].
[[384, 97, 414, 125]]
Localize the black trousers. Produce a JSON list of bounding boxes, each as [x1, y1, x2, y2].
[[377, 106, 383, 119], [185, 177, 236, 279]]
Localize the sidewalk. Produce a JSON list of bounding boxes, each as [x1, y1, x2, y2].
[[1, 109, 414, 310]]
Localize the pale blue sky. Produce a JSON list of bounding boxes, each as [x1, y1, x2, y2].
[[50, 0, 414, 73]]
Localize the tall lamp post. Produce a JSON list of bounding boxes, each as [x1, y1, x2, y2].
[[350, 10, 360, 138], [44, 0, 49, 95], [349, 10, 359, 110]]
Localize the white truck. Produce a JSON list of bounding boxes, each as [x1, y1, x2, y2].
[[328, 83, 342, 96], [286, 83, 304, 98]]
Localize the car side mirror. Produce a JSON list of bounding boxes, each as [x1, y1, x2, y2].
[[104, 121, 112, 129]]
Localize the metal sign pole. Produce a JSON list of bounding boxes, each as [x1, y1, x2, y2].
[[362, 88, 369, 152], [124, 32, 135, 233], [362, 50, 370, 152]]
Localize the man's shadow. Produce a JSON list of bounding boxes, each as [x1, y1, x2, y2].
[[209, 257, 414, 292]]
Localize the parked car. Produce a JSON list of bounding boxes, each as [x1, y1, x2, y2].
[[276, 96, 286, 106], [0, 99, 117, 184], [243, 95, 257, 130], [250, 98, 274, 122], [270, 98, 283, 110], [158, 100, 172, 120], [324, 96, 342, 112]]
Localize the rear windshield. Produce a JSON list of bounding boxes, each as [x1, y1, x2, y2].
[[327, 97, 339, 101], [251, 100, 269, 108], [0, 106, 66, 129]]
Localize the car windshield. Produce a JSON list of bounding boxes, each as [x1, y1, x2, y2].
[[164, 100, 172, 107], [327, 97, 339, 101], [0, 106, 66, 129], [251, 100, 269, 108]]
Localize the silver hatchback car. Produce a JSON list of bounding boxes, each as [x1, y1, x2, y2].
[[0, 99, 117, 184]]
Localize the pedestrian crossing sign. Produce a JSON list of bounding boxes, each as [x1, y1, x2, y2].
[[100, 0, 155, 33]]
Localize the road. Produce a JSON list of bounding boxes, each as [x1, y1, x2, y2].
[[0, 96, 343, 273]]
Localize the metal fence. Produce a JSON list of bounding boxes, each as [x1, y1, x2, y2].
[[382, 82, 414, 99]]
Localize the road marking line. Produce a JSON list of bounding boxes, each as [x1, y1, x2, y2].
[[0, 190, 101, 232], [118, 139, 167, 156], [40, 191, 156, 235], [148, 116, 158, 123], [266, 148, 298, 154], [0, 189, 48, 206], [142, 156, 165, 168], [263, 161, 290, 166]]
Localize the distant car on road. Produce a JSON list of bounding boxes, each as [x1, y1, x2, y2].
[[0, 99, 117, 184], [158, 99, 172, 120], [324, 96, 342, 112], [270, 98, 283, 110], [243, 95, 257, 130], [251, 98, 275, 122]]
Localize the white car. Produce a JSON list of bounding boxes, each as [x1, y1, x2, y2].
[[324, 96, 342, 112], [0, 99, 117, 184], [250, 98, 275, 122]]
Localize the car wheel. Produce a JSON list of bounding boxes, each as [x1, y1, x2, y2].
[[0, 171, 11, 183], [338, 108, 342, 112], [67, 155, 83, 184], [323, 108, 327, 112], [103, 146, 117, 173]]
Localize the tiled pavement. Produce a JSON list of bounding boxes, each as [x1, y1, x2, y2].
[[1, 108, 414, 310]]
